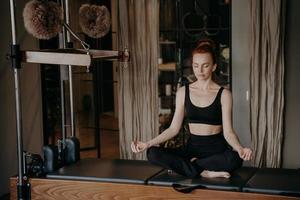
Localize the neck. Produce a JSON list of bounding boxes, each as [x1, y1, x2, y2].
[[194, 79, 214, 90]]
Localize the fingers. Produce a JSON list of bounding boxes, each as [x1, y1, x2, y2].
[[240, 152, 247, 160], [131, 141, 137, 153], [242, 152, 249, 161], [137, 143, 144, 152], [245, 149, 252, 161], [244, 152, 250, 161], [240, 149, 252, 161], [131, 141, 147, 153]]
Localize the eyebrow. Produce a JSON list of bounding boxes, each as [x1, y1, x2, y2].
[[192, 62, 210, 66]]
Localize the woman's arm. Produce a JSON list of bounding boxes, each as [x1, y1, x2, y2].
[[221, 89, 252, 161], [131, 86, 186, 153]]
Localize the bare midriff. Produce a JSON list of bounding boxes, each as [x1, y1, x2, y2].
[[189, 123, 223, 135]]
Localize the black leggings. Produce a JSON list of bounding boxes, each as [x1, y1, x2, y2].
[[147, 133, 243, 178]]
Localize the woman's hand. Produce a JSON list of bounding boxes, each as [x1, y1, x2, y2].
[[238, 147, 252, 161], [131, 141, 149, 153]]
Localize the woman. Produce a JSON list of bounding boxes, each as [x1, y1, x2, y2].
[[131, 39, 252, 178]]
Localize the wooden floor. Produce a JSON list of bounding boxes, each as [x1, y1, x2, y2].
[[79, 113, 120, 159], [10, 177, 300, 200]]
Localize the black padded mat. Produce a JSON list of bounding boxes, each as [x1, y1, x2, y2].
[[243, 168, 300, 196], [148, 167, 257, 191], [46, 158, 163, 184]]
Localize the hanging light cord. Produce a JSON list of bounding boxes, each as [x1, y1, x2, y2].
[[63, 23, 90, 51]]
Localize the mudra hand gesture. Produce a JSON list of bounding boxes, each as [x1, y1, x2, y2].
[[131, 141, 148, 153], [238, 147, 252, 161]]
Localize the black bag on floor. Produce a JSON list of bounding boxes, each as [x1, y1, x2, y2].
[[24, 151, 44, 177]]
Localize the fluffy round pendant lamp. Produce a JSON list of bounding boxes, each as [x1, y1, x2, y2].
[[79, 4, 111, 39], [23, 0, 63, 40]]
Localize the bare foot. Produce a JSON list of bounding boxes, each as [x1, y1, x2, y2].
[[200, 170, 231, 178]]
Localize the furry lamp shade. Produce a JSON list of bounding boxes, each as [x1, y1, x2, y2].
[[79, 4, 111, 39], [23, 0, 63, 40]]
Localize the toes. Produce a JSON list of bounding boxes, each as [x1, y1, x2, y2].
[[223, 172, 231, 178], [200, 170, 231, 178]]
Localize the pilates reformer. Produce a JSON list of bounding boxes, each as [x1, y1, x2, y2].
[[8, 0, 300, 200], [9, 158, 300, 199]]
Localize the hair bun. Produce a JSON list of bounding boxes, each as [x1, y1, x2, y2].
[[79, 4, 111, 39], [197, 39, 216, 49]]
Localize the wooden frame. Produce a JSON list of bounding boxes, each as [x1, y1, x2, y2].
[[22, 49, 122, 66], [10, 177, 300, 200]]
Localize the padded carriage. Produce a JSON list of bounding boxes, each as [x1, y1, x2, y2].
[[11, 158, 300, 199], [147, 167, 257, 191], [46, 158, 300, 197], [243, 168, 300, 197], [46, 158, 164, 184]]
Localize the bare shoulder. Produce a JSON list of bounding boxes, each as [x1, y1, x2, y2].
[[221, 88, 233, 103], [221, 87, 232, 96], [175, 86, 186, 105], [176, 86, 185, 96]]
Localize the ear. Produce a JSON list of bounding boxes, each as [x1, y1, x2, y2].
[[212, 64, 217, 72]]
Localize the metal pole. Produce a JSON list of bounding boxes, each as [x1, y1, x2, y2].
[[9, 0, 25, 199], [68, 62, 75, 137], [59, 65, 66, 149], [65, 0, 71, 43], [59, 0, 67, 149], [65, 0, 75, 137], [9, 0, 16, 44]]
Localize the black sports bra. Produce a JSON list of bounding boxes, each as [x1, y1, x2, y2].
[[185, 85, 224, 125]]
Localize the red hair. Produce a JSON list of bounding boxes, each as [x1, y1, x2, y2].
[[192, 39, 217, 64]]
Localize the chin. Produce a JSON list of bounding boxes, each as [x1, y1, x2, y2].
[[196, 76, 207, 80]]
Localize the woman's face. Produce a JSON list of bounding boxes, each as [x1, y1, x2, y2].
[[192, 53, 216, 81]]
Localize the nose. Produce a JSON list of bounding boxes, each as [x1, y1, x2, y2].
[[199, 66, 204, 73]]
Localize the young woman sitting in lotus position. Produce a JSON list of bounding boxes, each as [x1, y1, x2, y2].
[[131, 39, 252, 178]]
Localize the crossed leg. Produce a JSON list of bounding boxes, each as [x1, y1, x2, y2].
[[147, 146, 199, 178], [147, 147, 243, 179], [191, 149, 243, 178]]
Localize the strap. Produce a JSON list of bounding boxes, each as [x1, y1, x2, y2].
[[184, 84, 190, 106], [172, 183, 207, 193], [217, 87, 224, 97], [215, 87, 224, 104]]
